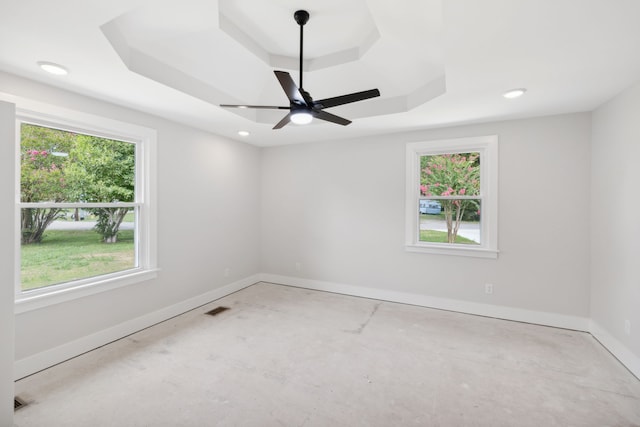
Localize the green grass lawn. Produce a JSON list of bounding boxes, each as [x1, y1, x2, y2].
[[419, 229, 478, 244], [21, 229, 135, 291]]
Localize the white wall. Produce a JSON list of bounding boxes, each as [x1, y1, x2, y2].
[[591, 82, 640, 368], [0, 72, 261, 377], [260, 114, 592, 324], [0, 101, 16, 427]]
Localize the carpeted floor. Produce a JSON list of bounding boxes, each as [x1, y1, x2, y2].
[[14, 282, 640, 426]]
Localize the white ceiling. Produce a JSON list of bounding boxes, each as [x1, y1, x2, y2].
[[1, 0, 640, 147]]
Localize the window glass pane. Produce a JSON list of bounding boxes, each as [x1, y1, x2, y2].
[[20, 207, 136, 291], [19, 122, 137, 292], [20, 123, 135, 203], [419, 200, 481, 245], [420, 152, 480, 197], [418, 152, 481, 246]]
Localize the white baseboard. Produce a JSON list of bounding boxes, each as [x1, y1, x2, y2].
[[590, 320, 640, 379], [14, 275, 259, 380], [259, 274, 590, 331]]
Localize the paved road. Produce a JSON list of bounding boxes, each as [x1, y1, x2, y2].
[[48, 220, 134, 230]]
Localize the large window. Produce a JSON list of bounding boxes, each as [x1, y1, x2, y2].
[[405, 136, 498, 258], [16, 110, 157, 311]]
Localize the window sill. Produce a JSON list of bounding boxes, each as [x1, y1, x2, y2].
[[15, 268, 159, 314], [405, 243, 499, 259]]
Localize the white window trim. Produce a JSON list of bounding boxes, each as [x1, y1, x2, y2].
[[405, 135, 498, 258], [14, 108, 158, 313]]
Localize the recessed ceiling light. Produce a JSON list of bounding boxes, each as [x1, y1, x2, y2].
[[503, 88, 527, 99], [38, 61, 68, 76], [290, 111, 313, 125], [238, 131, 250, 137]]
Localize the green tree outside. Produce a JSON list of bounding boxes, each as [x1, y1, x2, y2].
[[65, 135, 135, 243]]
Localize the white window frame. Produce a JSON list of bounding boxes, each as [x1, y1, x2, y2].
[[405, 135, 498, 258], [15, 108, 158, 313]]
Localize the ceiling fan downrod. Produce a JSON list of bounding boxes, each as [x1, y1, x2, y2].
[[294, 10, 309, 90]]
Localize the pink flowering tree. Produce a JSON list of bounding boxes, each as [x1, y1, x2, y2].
[[420, 153, 480, 243], [20, 124, 73, 243]]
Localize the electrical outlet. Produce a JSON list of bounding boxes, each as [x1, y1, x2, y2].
[[295, 262, 302, 272], [485, 283, 494, 295], [624, 320, 631, 336], [224, 268, 230, 278]]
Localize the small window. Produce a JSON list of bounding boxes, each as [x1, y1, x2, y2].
[[16, 111, 157, 311], [405, 136, 498, 258]]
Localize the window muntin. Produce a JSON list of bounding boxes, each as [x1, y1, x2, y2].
[[406, 136, 498, 258], [15, 111, 157, 310]]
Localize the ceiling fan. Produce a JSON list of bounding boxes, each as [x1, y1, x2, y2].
[[220, 10, 381, 130]]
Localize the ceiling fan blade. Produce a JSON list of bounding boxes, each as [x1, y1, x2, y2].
[[274, 71, 307, 106], [273, 112, 293, 130], [312, 110, 352, 126], [314, 89, 380, 109], [220, 104, 290, 110]]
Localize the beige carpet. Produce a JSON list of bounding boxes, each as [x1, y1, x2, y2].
[[14, 282, 640, 426]]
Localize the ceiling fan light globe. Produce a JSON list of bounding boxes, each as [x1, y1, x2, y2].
[[291, 112, 313, 125]]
